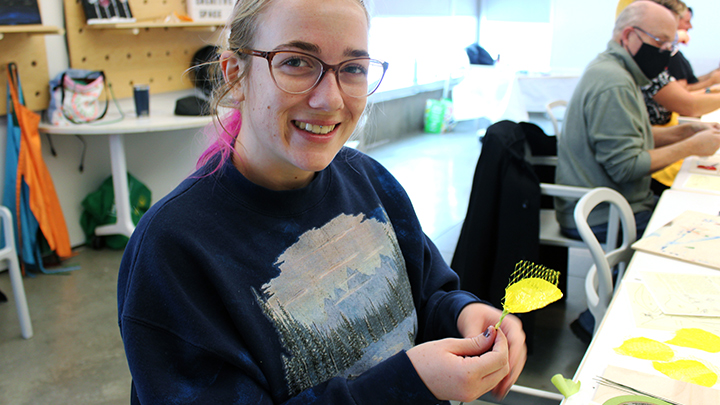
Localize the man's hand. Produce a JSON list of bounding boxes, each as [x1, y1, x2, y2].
[[682, 121, 720, 139], [686, 127, 720, 156]]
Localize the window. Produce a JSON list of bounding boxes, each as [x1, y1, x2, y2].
[[369, 16, 477, 93]]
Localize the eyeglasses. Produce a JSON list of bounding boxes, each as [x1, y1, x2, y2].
[[632, 26, 678, 53], [233, 48, 389, 98]]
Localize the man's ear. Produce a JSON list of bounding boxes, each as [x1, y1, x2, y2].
[[620, 26, 634, 47], [220, 50, 246, 103]]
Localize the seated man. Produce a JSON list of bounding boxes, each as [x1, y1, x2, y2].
[[556, 0, 720, 342], [556, 0, 720, 243]]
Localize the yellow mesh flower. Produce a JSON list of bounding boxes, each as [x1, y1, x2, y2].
[[496, 261, 563, 329]]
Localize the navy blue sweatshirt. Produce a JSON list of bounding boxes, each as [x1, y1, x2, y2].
[[118, 147, 481, 404]]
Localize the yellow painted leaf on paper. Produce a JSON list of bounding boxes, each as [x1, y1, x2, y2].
[[666, 328, 720, 353], [614, 337, 675, 361], [653, 359, 718, 387]]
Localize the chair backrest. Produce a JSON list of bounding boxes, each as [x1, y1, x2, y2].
[[573, 187, 636, 334], [545, 100, 567, 138]]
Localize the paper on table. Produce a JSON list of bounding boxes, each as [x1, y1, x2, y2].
[[688, 156, 720, 176], [683, 174, 720, 193], [641, 272, 720, 317], [627, 281, 720, 334], [632, 210, 720, 270], [593, 364, 720, 404]]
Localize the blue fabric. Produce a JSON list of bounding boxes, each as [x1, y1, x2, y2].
[[575, 309, 595, 336], [3, 73, 41, 267], [2, 84, 21, 249]]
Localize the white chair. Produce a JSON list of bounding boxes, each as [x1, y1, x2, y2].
[[539, 183, 591, 249], [0, 206, 33, 339], [574, 187, 636, 335], [545, 100, 567, 138]]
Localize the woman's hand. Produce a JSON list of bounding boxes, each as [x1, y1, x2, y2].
[[677, 30, 690, 44], [406, 327, 509, 402], [456, 303, 527, 399]]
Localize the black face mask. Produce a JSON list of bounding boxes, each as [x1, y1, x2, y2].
[[632, 42, 671, 79]]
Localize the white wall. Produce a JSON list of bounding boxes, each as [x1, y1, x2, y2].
[[549, 0, 615, 73], [676, 1, 720, 75], [373, 0, 477, 17], [548, 0, 720, 74]]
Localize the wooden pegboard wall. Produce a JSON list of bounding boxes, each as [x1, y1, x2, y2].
[[64, 0, 224, 100], [0, 33, 52, 115]]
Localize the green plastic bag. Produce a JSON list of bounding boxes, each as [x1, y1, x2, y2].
[[79, 173, 151, 249], [424, 98, 454, 133]]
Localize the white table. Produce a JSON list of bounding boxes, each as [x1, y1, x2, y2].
[[563, 189, 720, 404], [38, 91, 212, 238], [515, 71, 580, 113], [671, 154, 720, 195], [452, 65, 529, 125]]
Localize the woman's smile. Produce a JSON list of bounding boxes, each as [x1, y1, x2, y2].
[[292, 120, 338, 135]]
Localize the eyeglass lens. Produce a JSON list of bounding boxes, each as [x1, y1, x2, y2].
[[269, 51, 386, 97]]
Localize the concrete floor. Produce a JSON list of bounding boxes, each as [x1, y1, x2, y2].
[[0, 117, 589, 404]]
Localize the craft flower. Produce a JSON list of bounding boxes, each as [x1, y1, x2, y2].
[[496, 261, 563, 329]]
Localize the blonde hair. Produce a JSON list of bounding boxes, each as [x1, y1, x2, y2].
[[651, 0, 687, 15], [616, 0, 687, 18]]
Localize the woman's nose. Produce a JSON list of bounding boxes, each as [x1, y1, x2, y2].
[[308, 70, 344, 111]]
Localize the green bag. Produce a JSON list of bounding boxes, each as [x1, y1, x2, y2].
[[80, 173, 151, 249], [424, 98, 454, 134]]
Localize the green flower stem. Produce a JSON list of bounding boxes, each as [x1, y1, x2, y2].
[[495, 308, 509, 330]]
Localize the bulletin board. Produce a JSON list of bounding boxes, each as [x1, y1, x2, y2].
[[63, 0, 225, 100], [0, 26, 61, 115]]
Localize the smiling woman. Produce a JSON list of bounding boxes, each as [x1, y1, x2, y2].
[[116, 0, 528, 403]]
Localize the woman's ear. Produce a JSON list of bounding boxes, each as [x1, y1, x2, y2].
[[220, 50, 246, 103]]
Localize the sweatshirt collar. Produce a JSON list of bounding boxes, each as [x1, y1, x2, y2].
[[211, 157, 332, 217]]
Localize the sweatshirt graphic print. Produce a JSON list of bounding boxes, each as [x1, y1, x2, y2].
[[252, 211, 417, 395]]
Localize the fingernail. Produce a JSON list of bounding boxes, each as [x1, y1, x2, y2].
[[483, 326, 493, 337]]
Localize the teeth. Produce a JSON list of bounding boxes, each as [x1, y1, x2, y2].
[[294, 121, 335, 135]]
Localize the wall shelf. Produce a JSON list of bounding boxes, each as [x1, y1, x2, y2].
[[86, 20, 224, 30], [64, 0, 224, 100], [0, 25, 64, 36]]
